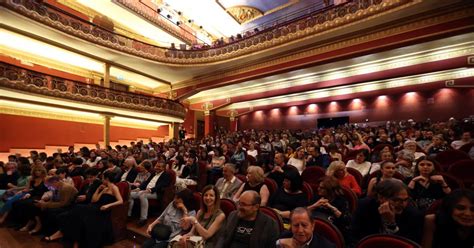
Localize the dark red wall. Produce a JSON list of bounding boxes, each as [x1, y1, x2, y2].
[[0, 114, 166, 151], [238, 88, 474, 130]]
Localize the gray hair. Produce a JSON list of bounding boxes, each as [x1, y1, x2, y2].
[[397, 149, 415, 162]]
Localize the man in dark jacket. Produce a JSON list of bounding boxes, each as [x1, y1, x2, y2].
[[128, 160, 171, 226], [352, 179, 424, 243], [216, 190, 279, 248]]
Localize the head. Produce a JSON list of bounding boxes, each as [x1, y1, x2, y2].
[[123, 157, 137, 170], [396, 150, 415, 167], [85, 168, 100, 181], [380, 151, 394, 162], [154, 161, 166, 174], [274, 152, 286, 166], [222, 163, 237, 180], [237, 190, 260, 220], [439, 189, 474, 227], [290, 208, 315, 245], [414, 156, 439, 177], [355, 149, 369, 164], [174, 188, 195, 211], [31, 165, 47, 179], [403, 140, 417, 152], [295, 147, 305, 159], [327, 161, 346, 179], [317, 176, 343, 199], [55, 167, 69, 179], [374, 179, 409, 215], [246, 166, 265, 184], [45, 176, 62, 190], [380, 161, 396, 178], [461, 131, 471, 142], [201, 185, 220, 213], [283, 168, 303, 192], [102, 170, 116, 184], [432, 134, 445, 146]]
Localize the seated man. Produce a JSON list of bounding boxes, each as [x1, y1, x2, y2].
[[277, 207, 336, 248], [268, 152, 298, 187], [128, 160, 171, 226], [216, 190, 279, 248], [76, 168, 102, 204], [119, 157, 138, 183], [215, 163, 243, 199], [352, 179, 424, 243]]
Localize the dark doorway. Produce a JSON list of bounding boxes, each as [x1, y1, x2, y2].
[[317, 116, 349, 128], [196, 120, 205, 140]]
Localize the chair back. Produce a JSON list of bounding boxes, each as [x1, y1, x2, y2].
[[459, 142, 474, 154], [346, 167, 363, 186], [235, 174, 247, 183], [197, 161, 208, 191], [340, 185, 358, 213], [439, 172, 464, 190], [425, 199, 443, 215], [71, 176, 84, 192], [219, 198, 237, 217], [314, 217, 345, 248], [448, 159, 474, 188], [264, 177, 278, 197], [192, 192, 202, 212], [356, 234, 421, 248], [435, 150, 470, 171], [260, 206, 285, 232], [301, 166, 326, 184], [112, 181, 131, 241], [302, 182, 314, 202]]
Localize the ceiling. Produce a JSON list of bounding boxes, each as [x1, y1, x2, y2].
[[1, 0, 473, 118]]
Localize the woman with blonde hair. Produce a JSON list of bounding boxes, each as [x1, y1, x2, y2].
[[326, 161, 361, 196], [233, 166, 270, 206]]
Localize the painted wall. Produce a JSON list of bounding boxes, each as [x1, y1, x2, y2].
[[182, 109, 195, 136], [0, 114, 165, 152], [238, 88, 474, 130]]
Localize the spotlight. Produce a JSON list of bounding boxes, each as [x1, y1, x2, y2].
[[176, 21, 180, 26], [177, 11, 182, 15], [157, 8, 161, 13], [166, 14, 171, 19]]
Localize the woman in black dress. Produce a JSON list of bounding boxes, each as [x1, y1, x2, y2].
[[270, 168, 308, 219], [45, 171, 123, 248]]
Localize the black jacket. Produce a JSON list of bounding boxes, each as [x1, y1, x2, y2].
[[139, 170, 171, 197]]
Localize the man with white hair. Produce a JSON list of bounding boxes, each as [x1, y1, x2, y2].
[[120, 157, 138, 183]]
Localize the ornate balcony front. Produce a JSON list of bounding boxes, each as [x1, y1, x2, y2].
[[0, 62, 186, 120], [2, 0, 414, 65]]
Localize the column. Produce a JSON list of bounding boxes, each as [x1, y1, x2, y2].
[[168, 123, 179, 140], [103, 63, 111, 88], [204, 110, 215, 136], [230, 117, 238, 132], [103, 115, 111, 147]]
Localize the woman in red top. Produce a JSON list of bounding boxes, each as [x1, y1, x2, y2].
[[326, 161, 362, 196]]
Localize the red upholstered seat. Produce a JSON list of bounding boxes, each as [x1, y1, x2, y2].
[[219, 198, 237, 217], [439, 172, 464, 190], [459, 142, 474, 154], [197, 161, 208, 191], [448, 159, 474, 188], [264, 177, 278, 197], [149, 169, 177, 213], [112, 181, 131, 241], [302, 182, 314, 202], [346, 167, 363, 186], [435, 150, 470, 171], [343, 150, 361, 163], [301, 166, 326, 185], [192, 192, 202, 212], [314, 217, 345, 248], [425, 199, 443, 215], [340, 185, 358, 214], [260, 206, 285, 232], [71, 176, 83, 192], [356, 234, 421, 248], [235, 174, 247, 183]]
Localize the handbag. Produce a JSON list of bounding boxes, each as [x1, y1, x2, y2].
[[169, 235, 204, 248]]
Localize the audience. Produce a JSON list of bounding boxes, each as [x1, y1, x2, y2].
[[326, 161, 361, 196], [233, 166, 270, 206], [215, 163, 243, 199], [270, 169, 309, 219]]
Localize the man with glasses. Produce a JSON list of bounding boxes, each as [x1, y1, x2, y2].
[[216, 190, 279, 248], [353, 179, 424, 243]]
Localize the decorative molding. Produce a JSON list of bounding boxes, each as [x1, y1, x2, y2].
[[202, 102, 214, 111], [468, 56, 474, 65], [0, 62, 186, 118], [226, 6, 263, 24], [2, 0, 417, 65], [445, 79, 474, 88]]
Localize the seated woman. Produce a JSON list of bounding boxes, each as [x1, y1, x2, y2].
[[326, 161, 362, 196], [307, 176, 352, 244], [0, 163, 30, 224], [144, 189, 196, 248], [176, 155, 199, 187], [370, 150, 394, 173], [367, 161, 400, 197], [395, 149, 415, 178], [270, 169, 309, 219], [408, 156, 450, 212], [233, 166, 270, 206], [421, 189, 474, 248], [287, 147, 306, 174], [10, 165, 48, 231], [346, 149, 372, 177], [45, 171, 123, 248], [327, 143, 342, 161], [174, 185, 226, 248], [425, 134, 449, 157]]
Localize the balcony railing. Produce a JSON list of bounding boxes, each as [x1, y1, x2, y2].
[[2, 0, 412, 64], [0, 62, 186, 118]]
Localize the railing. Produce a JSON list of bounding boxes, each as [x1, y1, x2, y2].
[[0, 62, 186, 118], [2, 0, 410, 64]]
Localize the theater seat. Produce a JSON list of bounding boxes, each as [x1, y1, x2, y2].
[[448, 159, 474, 188], [425, 199, 443, 215], [71, 176, 83, 192], [435, 150, 470, 171], [219, 198, 237, 217], [340, 185, 358, 214], [346, 167, 363, 186], [314, 217, 345, 248], [356, 234, 421, 248], [112, 181, 130, 241], [260, 206, 285, 232], [192, 192, 202, 212], [439, 172, 464, 190], [301, 166, 326, 185], [264, 177, 278, 197], [302, 182, 314, 202]]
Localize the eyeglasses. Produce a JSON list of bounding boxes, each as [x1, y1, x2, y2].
[[237, 201, 256, 207]]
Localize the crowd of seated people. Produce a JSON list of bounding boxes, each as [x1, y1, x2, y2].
[[0, 117, 473, 247]]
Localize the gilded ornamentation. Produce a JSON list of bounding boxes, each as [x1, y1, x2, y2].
[[226, 6, 263, 24], [0, 62, 186, 118]]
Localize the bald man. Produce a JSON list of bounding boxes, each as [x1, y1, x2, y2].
[[216, 190, 279, 248]]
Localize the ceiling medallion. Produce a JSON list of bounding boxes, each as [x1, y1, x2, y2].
[[226, 6, 263, 24]]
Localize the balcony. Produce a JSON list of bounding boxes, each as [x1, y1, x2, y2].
[[0, 62, 186, 119], [1, 0, 412, 65]]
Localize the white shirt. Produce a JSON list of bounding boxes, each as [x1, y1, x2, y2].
[[346, 160, 372, 177], [146, 171, 163, 190], [220, 176, 236, 198]]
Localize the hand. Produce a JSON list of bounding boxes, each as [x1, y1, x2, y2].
[[378, 201, 396, 223], [311, 198, 328, 209], [430, 175, 445, 184], [146, 224, 154, 236], [76, 195, 86, 202], [22, 193, 31, 200], [412, 176, 428, 183], [100, 205, 109, 211], [97, 185, 106, 191]]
